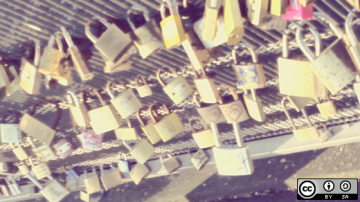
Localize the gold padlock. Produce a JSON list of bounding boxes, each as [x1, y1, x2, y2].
[[287, 95, 313, 112], [29, 157, 52, 180], [223, 0, 244, 45], [80, 190, 90, 202], [136, 107, 162, 145], [129, 163, 150, 185], [189, 149, 209, 170], [243, 89, 266, 122], [11, 143, 28, 161], [246, 0, 269, 25], [157, 67, 194, 105], [270, 0, 287, 16], [68, 91, 90, 128], [19, 39, 41, 95], [100, 164, 123, 191], [27, 137, 56, 162], [114, 118, 138, 140], [149, 104, 184, 142], [160, 0, 186, 49], [194, 94, 226, 124], [84, 168, 102, 194], [40, 179, 70, 202], [123, 138, 155, 164], [202, 0, 222, 41], [190, 118, 215, 148], [102, 52, 133, 73], [316, 95, 337, 118], [18, 162, 30, 175], [282, 97, 319, 142], [135, 76, 152, 98], [88, 89, 122, 134], [106, 82, 143, 119], [39, 35, 66, 77], [0, 111, 21, 143], [218, 88, 249, 124], [192, 65, 221, 104], [53, 33, 73, 86], [160, 154, 181, 174]]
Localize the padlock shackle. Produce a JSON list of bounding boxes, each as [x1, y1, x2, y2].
[[85, 17, 111, 44], [238, 43, 258, 63], [160, 0, 179, 19], [345, 8, 358, 47], [127, 6, 150, 31], [159, 154, 172, 163], [106, 82, 127, 100], [148, 104, 170, 123], [119, 152, 127, 160], [122, 140, 132, 151], [54, 33, 64, 53], [191, 65, 200, 79], [193, 94, 201, 107], [67, 91, 81, 108], [27, 136, 36, 149], [156, 67, 178, 87], [301, 108, 313, 127], [282, 21, 306, 58], [92, 89, 106, 106], [296, 26, 321, 62], [125, 118, 132, 128], [189, 117, 208, 133], [135, 75, 148, 87], [60, 27, 75, 48], [33, 39, 41, 67], [29, 156, 35, 167], [314, 12, 344, 38], [226, 88, 239, 101], [47, 35, 55, 48], [136, 107, 148, 127], [281, 97, 297, 130]]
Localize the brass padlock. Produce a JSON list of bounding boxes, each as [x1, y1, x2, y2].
[[61, 27, 94, 81], [193, 14, 227, 49], [218, 88, 249, 124], [202, 0, 222, 41], [114, 118, 138, 140], [0, 64, 9, 90], [101, 47, 136, 73], [100, 164, 123, 191], [194, 94, 226, 124], [123, 138, 155, 164], [39, 35, 66, 77], [160, 154, 181, 174], [135, 76, 152, 98], [287, 95, 313, 112], [84, 168, 102, 194], [316, 95, 337, 118], [85, 17, 132, 63], [157, 67, 194, 105], [232, 43, 266, 89], [53, 34, 73, 86], [88, 89, 122, 134], [19, 39, 41, 95], [40, 179, 70, 202], [106, 82, 143, 119], [149, 104, 184, 142], [223, 0, 244, 45], [29, 157, 52, 180], [0, 111, 21, 143], [243, 89, 266, 122], [127, 6, 164, 59], [129, 163, 150, 185], [80, 190, 90, 202], [19, 113, 55, 146], [5, 66, 21, 97], [282, 97, 320, 142], [18, 162, 30, 175], [11, 143, 28, 161], [190, 118, 215, 149], [192, 65, 221, 104], [189, 149, 209, 170], [160, 0, 186, 49], [68, 91, 90, 128], [136, 108, 162, 145], [299, 0, 317, 7], [297, 12, 358, 95], [27, 137, 56, 162], [246, 0, 269, 25], [270, 0, 287, 16]]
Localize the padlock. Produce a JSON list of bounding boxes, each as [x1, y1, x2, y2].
[[0, 111, 21, 143], [192, 65, 221, 104], [123, 138, 155, 164], [39, 35, 66, 77], [63, 166, 80, 181], [157, 67, 194, 104], [243, 89, 266, 122], [287, 95, 313, 112], [194, 94, 226, 124], [212, 122, 254, 176], [129, 163, 150, 185], [270, 0, 287, 16], [218, 88, 249, 124], [27, 137, 56, 162], [223, 0, 244, 45], [281, 97, 320, 142], [80, 190, 91, 202], [5, 176, 21, 195], [297, 12, 358, 95], [182, 30, 212, 71], [40, 179, 70, 202], [106, 82, 143, 119], [136, 107, 162, 145], [202, 0, 222, 41], [345, 9, 360, 73], [160, 154, 181, 174], [29, 156, 52, 180], [0, 184, 10, 196], [53, 139, 75, 159], [84, 17, 132, 63], [19, 39, 41, 95], [18, 162, 30, 175], [84, 168, 102, 194], [114, 118, 138, 140], [0, 64, 9, 90], [149, 104, 184, 142], [80, 129, 104, 148], [316, 95, 337, 118], [100, 164, 124, 191], [282, 0, 313, 20], [53, 33, 73, 86], [103, 58, 132, 73], [135, 76, 152, 98], [189, 149, 209, 170], [160, 0, 186, 49], [61, 27, 94, 81], [232, 43, 266, 89], [190, 118, 215, 148], [11, 143, 28, 161], [88, 89, 122, 134], [193, 14, 227, 49], [127, 6, 164, 59], [5, 66, 21, 97], [118, 153, 130, 173], [299, 0, 317, 6], [319, 125, 333, 143], [68, 91, 90, 128], [246, 0, 269, 25], [346, 0, 360, 11], [0, 162, 9, 173]]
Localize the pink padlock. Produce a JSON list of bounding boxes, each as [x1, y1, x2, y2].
[[282, 0, 313, 20], [80, 129, 103, 148]]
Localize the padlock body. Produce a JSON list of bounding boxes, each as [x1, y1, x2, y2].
[[270, 0, 287, 16], [354, 82, 360, 102], [39, 47, 65, 76], [246, 0, 269, 25], [68, 46, 94, 81], [163, 76, 194, 105], [33, 163, 51, 179], [223, 0, 244, 45], [18, 164, 30, 174], [136, 85, 153, 98], [80, 191, 90, 202], [141, 121, 162, 144], [0, 65, 9, 89], [160, 14, 186, 49], [154, 112, 184, 142], [114, 127, 138, 140], [0, 185, 10, 196], [317, 101, 337, 118], [282, 0, 313, 20], [192, 129, 215, 148], [219, 100, 249, 124], [118, 160, 130, 173], [80, 130, 103, 148], [202, 0, 221, 41], [293, 126, 319, 142], [53, 139, 74, 159], [89, 105, 122, 134], [319, 129, 333, 143], [129, 163, 150, 185], [13, 147, 28, 161], [190, 150, 209, 170], [196, 104, 226, 124], [243, 94, 266, 122], [40, 180, 69, 202], [309, 39, 358, 95], [130, 139, 155, 164], [194, 78, 221, 104], [0, 124, 21, 143], [19, 58, 41, 95], [347, 43, 360, 72], [182, 32, 211, 71], [110, 89, 143, 119], [163, 158, 181, 174], [84, 174, 102, 194], [69, 104, 90, 128], [100, 170, 123, 191], [33, 145, 56, 161], [193, 15, 227, 49], [213, 146, 254, 176], [287, 95, 313, 112], [66, 169, 79, 181], [232, 63, 266, 89]]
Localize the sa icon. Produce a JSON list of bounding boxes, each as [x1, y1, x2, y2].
[[299, 181, 316, 198]]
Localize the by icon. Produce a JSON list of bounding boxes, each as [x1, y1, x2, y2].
[[323, 181, 334, 192]]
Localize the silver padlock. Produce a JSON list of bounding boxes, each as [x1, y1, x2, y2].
[[189, 149, 209, 170], [5, 176, 21, 195], [319, 125, 333, 143]]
